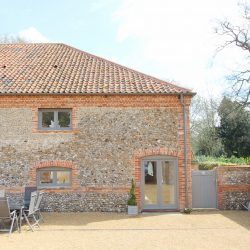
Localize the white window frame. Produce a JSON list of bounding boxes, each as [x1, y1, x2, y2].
[[38, 109, 72, 131]]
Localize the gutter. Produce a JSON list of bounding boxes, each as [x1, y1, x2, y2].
[[180, 93, 189, 208]]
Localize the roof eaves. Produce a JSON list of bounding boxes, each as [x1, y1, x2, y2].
[[0, 91, 196, 96]]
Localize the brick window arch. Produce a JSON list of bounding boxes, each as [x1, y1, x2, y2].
[[29, 161, 80, 190]]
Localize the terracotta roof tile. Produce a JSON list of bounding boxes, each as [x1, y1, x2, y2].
[[0, 43, 193, 95]]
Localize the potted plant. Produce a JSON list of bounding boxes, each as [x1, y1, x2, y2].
[[127, 178, 138, 215]]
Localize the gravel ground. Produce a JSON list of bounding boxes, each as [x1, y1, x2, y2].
[[0, 210, 249, 250]]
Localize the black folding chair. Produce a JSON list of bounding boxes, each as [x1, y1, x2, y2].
[[23, 187, 37, 208]]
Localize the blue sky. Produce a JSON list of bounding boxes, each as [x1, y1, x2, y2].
[[1, 0, 246, 97], [1, 0, 122, 54]]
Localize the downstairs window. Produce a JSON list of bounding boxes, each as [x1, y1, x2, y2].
[[37, 167, 72, 188]]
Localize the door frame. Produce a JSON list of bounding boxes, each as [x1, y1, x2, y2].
[[141, 156, 179, 210]]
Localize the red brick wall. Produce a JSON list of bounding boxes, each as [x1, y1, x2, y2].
[[0, 94, 193, 210]]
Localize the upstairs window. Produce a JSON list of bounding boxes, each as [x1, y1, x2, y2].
[[38, 109, 72, 130], [37, 167, 72, 188]]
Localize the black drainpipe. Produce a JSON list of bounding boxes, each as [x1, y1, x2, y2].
[[180, 93, 189, 208]]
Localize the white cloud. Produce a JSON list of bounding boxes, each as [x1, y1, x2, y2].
[[113, 0, 247, 98], [18, 27, 50, 43]]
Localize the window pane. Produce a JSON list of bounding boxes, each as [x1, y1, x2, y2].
[[42, 112, 55, 128], [40, 171, 53, 184], [57, 171, 70, 184], [144, 161, 157, 205], [162, 161, 176, 205], [58, 111, 71, 128]]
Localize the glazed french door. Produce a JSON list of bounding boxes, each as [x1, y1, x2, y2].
[[141, 158, 178, 210]]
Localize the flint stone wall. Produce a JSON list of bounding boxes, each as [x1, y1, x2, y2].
[[222, 170, 250, 185], [6, 192, 128, 212], [217, 166, 250, 210], [223, 192, 250, 210], [0, 107, 179, 212]]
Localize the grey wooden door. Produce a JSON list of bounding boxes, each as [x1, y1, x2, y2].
[[192, 170, 217, 208]]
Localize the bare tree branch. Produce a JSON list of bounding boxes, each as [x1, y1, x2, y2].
[[216, 2, 250, 106], [0, 34, 27, 44]]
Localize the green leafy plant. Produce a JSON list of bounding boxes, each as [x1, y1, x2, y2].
[[196, 155, 249, 170], [128, 179, 137, 206], [245, 157, 250, 165]]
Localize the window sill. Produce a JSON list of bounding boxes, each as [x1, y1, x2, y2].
[[37, 186, 72, 190], [33, 129, 80, 134]]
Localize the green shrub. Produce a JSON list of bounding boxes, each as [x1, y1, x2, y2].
[[245, 157, 250, 165], [195, 155, 249, 170], [198, 163, 218, 170], [128, 178, 137, 206]]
